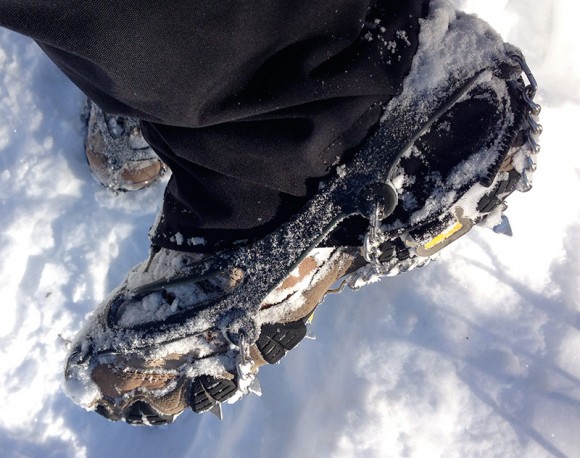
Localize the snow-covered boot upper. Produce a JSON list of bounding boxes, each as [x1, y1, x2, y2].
[[65, 3, 541, 425], [85, 99, 166, 192]]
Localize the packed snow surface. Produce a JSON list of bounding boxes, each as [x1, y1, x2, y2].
[[1, 0, 580, 457]]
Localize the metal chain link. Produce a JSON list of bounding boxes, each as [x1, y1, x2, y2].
[[362, 200, 387, 269], [510, 54, 542, 193]]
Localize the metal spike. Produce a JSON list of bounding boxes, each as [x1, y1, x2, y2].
[[528, 136, 541, 154], [526, 115, 543, 136], [208, 402, 223, 420], [525, 155, 537, 172], [530, 103, 542, 116], [517, 173, 533, 193], [249, 377, 262, 396], [524, 95, 542, 116], [493, 215, 513, 237], [305, 322, 317, 340]]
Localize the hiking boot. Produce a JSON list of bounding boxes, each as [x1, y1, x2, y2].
[[64, 245, 356, 424], [84, 99, 166, 192], [64, 7, 541, 425]]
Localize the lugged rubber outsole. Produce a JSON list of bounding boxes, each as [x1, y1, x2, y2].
[[255, 319, 308, 365], [190, 375, 238, 413]]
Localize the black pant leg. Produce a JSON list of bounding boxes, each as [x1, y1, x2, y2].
[[1, 0, 429, 250]]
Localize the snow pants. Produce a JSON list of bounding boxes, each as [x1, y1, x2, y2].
[[0, 0, 428, 250]]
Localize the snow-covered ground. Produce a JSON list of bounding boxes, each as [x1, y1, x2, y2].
[[1, 1, 579, 457]]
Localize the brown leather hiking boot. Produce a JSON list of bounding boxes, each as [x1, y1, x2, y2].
[[65, 7, 542, 426], [65, 246, 358, 424], [84, 99, 166, 192]]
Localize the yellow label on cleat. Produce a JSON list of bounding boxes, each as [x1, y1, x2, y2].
[[423, 222, 465, 250], [416, 207, 474, 257]]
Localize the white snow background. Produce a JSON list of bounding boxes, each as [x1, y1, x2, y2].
[[1, 1, 579, 457]]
